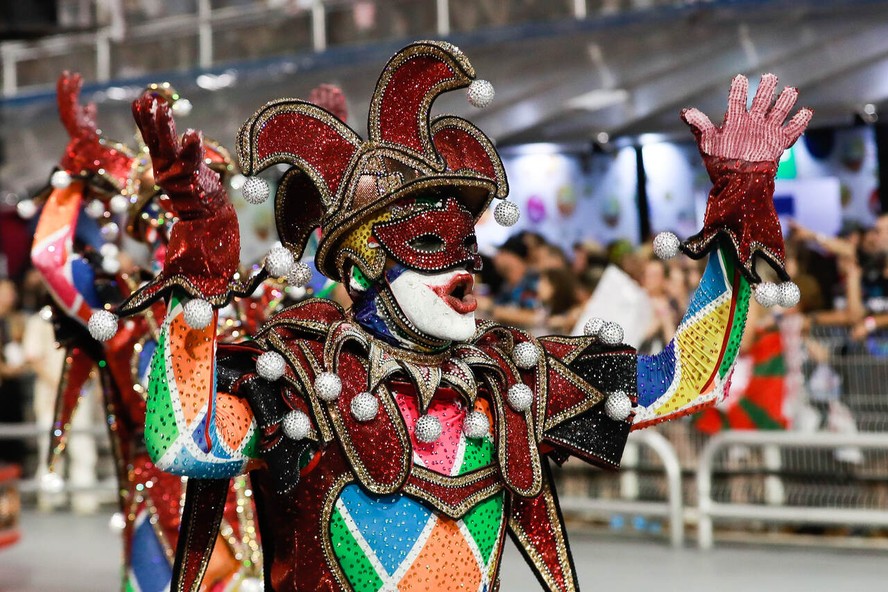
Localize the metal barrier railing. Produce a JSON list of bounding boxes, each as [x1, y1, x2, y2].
[[559, 428, 684, 547], [696, 430, 888, 549], [0, 0, 698, 97], [0, 422, 116, 495]]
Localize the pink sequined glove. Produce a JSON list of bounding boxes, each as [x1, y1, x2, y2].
[[117, 95, 241, 314], [679, 74, 813, 282], [681, 73, 812, 162]]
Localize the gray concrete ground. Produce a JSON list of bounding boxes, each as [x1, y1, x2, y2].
[[1, 510, 887, 591]]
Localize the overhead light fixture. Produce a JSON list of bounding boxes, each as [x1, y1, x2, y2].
[[566, 88, 629, 112]]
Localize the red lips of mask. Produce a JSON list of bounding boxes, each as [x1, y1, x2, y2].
[[372, 198, 482, 273]]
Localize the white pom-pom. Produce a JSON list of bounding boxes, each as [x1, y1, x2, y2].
[[16, 199, 37, 219], [777, 281, 800, 308], [242, 176, 270, 205], [40, 472, 64, 494], [51, 170, 72, 189], [282, 410, 311, 441], [754, 282, 780, 308], [463, 410, 490, 439], [101, 256, 121, 275], [108, 512, 126, 532], [513, 341, 540, 369], [256, 351, 286, 381], [287, 261, 312, 287], [507, 383, 533, 412], [183, 298, 214, 329], [604, 391, 632, 421], [415, 414, 442, 443], [351, 392, 379, 422], [493, 200, 520, 227], [598, 321, 624, 345], [653, 231, 681, 260], [467, 79, 495, 108], [109, 194, 130, 214], [266, 246, 295, 278], [171, 98, 193, 116], [314, 372, 342, 402], [88, 309, 118, 342], [86, 199, 106, 219]]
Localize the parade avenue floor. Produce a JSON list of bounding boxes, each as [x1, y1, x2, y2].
[[1, 510, 886, 591]]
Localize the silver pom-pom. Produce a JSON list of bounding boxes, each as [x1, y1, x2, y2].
[[51, 170, 72, 189], [467, 79, 495, 108], [256, 350, 286, 381], [108, 511, 126, 532], [88, 309, 118, 342], [287, 261, 312, 287], [265, 246, 295, 278], [599, 321, 624, 345], [493, 200, 520, 227], [513, 341, 540, 369], [754, 282, 780, 308], [777, 281, 800, 308], [183, 298, 214, 329], [351, 392, 379, 422], [171, 98, 193, 117], [237, 577, 263, 592], [604, 391, 632, 421], [100, 243, 119, 259], [16, 199, 37, 219], [40, 472, 65, 494], [101, 256, 121, 275], [242, 176, 270, 205], [507, 383, 533, 412], [101, 222, 120, 241], [85, 199, 106, 219], [583, 317, 605, 337], [463, 410, 490, 439], [415, 414, 442, 444], [314, 372, 342, 402], [652, 231, 681, 260], [109, 194, 130, 214], [282, 410, 311, 441]]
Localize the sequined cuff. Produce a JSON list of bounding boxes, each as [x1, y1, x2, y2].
[[681, 155, 787, 283]]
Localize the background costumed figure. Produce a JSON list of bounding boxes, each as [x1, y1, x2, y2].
[[30, 73, 263, 592], [95, 42, 811, 591]]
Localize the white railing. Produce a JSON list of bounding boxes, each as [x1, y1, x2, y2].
[[560, 429, 685, 547], [696, 430, 888, 549]]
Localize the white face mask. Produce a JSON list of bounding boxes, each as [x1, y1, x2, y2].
[[387, 268, 477, 343]]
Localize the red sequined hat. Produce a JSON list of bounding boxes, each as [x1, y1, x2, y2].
[[236, 40, 508, 282]]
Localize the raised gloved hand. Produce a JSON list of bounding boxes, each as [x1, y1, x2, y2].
[[56, 71, 134, 191], [116, 94, 241, 314], [682, 73, 813, 162], [678, 74, 813, 283]]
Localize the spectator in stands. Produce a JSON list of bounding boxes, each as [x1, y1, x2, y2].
[[476, 233, 540, 329], [538, 267, 583, 334], [0, 279, 31, 465]]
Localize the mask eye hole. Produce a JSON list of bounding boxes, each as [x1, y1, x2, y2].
[[463, 235, 478, 254], [408, 234, 445, 253]]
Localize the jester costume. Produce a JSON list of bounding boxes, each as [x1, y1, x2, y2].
[[94, 42, 811, 591], [30, 74, 262, 591]]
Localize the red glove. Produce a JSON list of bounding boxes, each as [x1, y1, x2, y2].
[[56, 72, 133, 191], [117, 95, 240, 314], [679, 74, 813, 282]]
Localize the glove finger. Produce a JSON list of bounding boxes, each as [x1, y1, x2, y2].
[[726, 74, 749, 125], [681, 107, 716, 139], [767, 86, 799, 125], [749, 73, 778, 118], [782, 107, 813, 147]]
